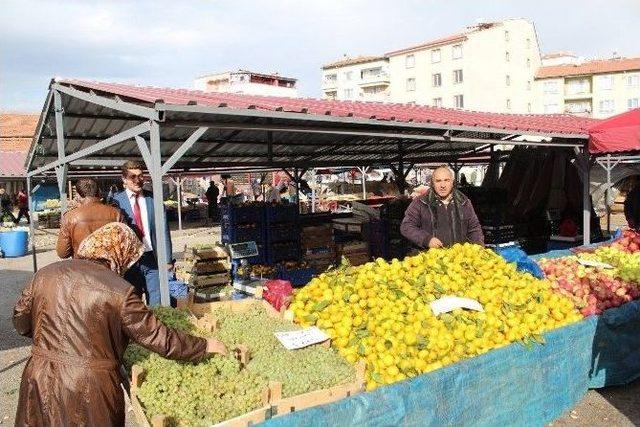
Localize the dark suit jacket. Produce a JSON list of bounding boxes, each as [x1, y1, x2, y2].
[[111, 190, 173, 263]]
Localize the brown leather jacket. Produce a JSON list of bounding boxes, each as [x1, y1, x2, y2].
[[13, 259, 207, 427], [56, 198, 123, 258]]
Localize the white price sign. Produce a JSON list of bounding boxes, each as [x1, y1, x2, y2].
[[577, 258, 614, 269], [274, 327, 330, 350], [430, 296, 484, 316]]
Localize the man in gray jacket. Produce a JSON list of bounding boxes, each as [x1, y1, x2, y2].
[[400, 165, 484, 249]]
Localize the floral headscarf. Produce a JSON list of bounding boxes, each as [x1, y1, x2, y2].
[[77, 222, 144, 276]]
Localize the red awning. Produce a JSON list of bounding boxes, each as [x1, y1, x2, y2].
[[589, 108, 640, 154]]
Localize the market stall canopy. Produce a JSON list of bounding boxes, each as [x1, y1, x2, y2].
[[589, 108, 640, 154], [26, 78, 599, 176]]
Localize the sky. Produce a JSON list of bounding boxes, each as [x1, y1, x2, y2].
[[1, 0, 639, 112]]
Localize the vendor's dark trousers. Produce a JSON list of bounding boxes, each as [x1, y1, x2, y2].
[[15, 208, 29, 224], [124, 251, 161, 306], [1, 208, 16, 223]]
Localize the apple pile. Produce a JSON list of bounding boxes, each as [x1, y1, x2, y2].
[[611, 229, 640, 253], [538, 257, 640, 317]]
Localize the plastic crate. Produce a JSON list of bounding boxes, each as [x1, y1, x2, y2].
[[267, 223, 301, 243], [265, 203, 299, 224], [277, 266, 317, 287], [267, 242, 301, 264], [221, 222, 264, 244], [220, 203, 265, 224]]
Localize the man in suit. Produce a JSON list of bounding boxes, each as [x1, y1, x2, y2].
[[111, 160, 173, 306]]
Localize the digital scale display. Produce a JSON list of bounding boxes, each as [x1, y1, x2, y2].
[[227, 241, 259, 259]]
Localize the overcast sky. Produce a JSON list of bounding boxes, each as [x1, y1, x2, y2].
[[1, 0, 639, 112]]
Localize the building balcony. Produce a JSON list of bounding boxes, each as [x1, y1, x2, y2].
[[322, 79, 338, 90], [564, 91, 593, 100], [359, 72, 390, 87]]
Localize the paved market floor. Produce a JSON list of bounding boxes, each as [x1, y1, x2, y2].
[[2, 223, 640, 426]]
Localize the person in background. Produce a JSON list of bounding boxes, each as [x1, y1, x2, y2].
[[106, 184, 119, 204], [401, 165, 484, 250], [624, 182, 640, 229], [14, 222, 227, 427], [56, 178, 122, 259], [459, 173, 470, 187], [205, 179, 220, 224], [0, 187, 16, 223], [111, 161, 173, 306], [15, 188, 30, 224]]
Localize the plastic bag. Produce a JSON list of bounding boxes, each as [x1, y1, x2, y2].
[[495, 244, 545, 279], [263, 279, 293, 311]]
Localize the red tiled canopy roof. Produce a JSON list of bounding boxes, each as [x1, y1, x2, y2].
[[58, 79, 599, 136], [0, 113, 39, 152]]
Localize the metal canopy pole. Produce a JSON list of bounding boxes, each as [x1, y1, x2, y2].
[[149, 121, 171, 306], [177, 176, 183, 231], [581, 148, 591, 246], [310, 169, 317, 213], [53, 90, 68, 212], [357, 166, 369, 200], [606, 154, 612, 234], [27, 176, 37, 272]]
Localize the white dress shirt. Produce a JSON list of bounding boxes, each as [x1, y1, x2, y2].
[[125, 188, 153, 252]]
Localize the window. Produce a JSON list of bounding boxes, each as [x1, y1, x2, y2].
[[543, 81, 559, 94], [431, 49, 441, 63], [325, 91, 337, 100], [325, 73, 337, 83], [527, 80, 531, 90], [567, 79, 590, 95], [505, 51, 510, 62], [433, 97, 443, 108], [361, 67, 383, 79], [506, 99, 511, 110], [454, 95, 464, 108], [432, 73, 442, 87], [344, 71, 353, 81], [406, 78, 416, 91], [627, 75, 640, 87], [405, 54, 415, 68], [566, 101, 591, 113], [526, 38, 531, 49], [343, 88, 354, 99], [506, 75, 511, 86], [599, 99, 615, 113], [544, 103, 559, 114], [452, 44, 463, 59], [598, 75, 614, 90], [629, 98, 639, 109], [527, 103, 532, 113], [453, 69, 463, 84], [505, 30, 509, 41], [526, 58, 531, 68]]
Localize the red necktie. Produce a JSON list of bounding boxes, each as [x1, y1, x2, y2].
[[132, 193, 145, 238]]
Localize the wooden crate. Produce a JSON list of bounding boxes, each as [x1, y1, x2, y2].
[[177, 296, 282, 319], [184, 244, 229, 261], [129, 365, 273, 427], [177, 271, 231, 288], [269, 360, 366, 417]]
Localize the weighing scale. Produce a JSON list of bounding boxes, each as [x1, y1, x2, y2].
[[228, 241, 265, 297]]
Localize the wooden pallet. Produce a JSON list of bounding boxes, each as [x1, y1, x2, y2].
[[130, 365, 273, 427], [269, 360, 366, 417]]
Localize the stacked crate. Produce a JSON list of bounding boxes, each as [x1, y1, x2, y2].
[[175, 244, 233, 298], [220, 203, 265, 264], [301, 224, 336, 272], [333, 217, 370, 266], [265, 203, 301, 264], [460, 187, 515, 245], [379, 198, 411, 260]]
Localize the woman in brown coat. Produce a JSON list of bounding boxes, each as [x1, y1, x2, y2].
[[13, 222, 226, 427]]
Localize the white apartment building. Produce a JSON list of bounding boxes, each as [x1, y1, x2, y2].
[[321, 19, 541, 113], [195, 70, 298, 97], [534, 56, 640, 118], [322, 56, 390, 102]]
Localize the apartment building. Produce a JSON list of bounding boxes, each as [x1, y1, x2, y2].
[[321, 19, 541, 113], [195, 70, 298, 97], [322, 56, 390, 102], [534, 56, 640, 118]]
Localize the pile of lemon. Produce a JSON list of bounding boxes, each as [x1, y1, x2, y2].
[[290, 243, 581, 390]]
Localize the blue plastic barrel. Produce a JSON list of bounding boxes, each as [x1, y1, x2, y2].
[[0, 230, 29, 257]]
